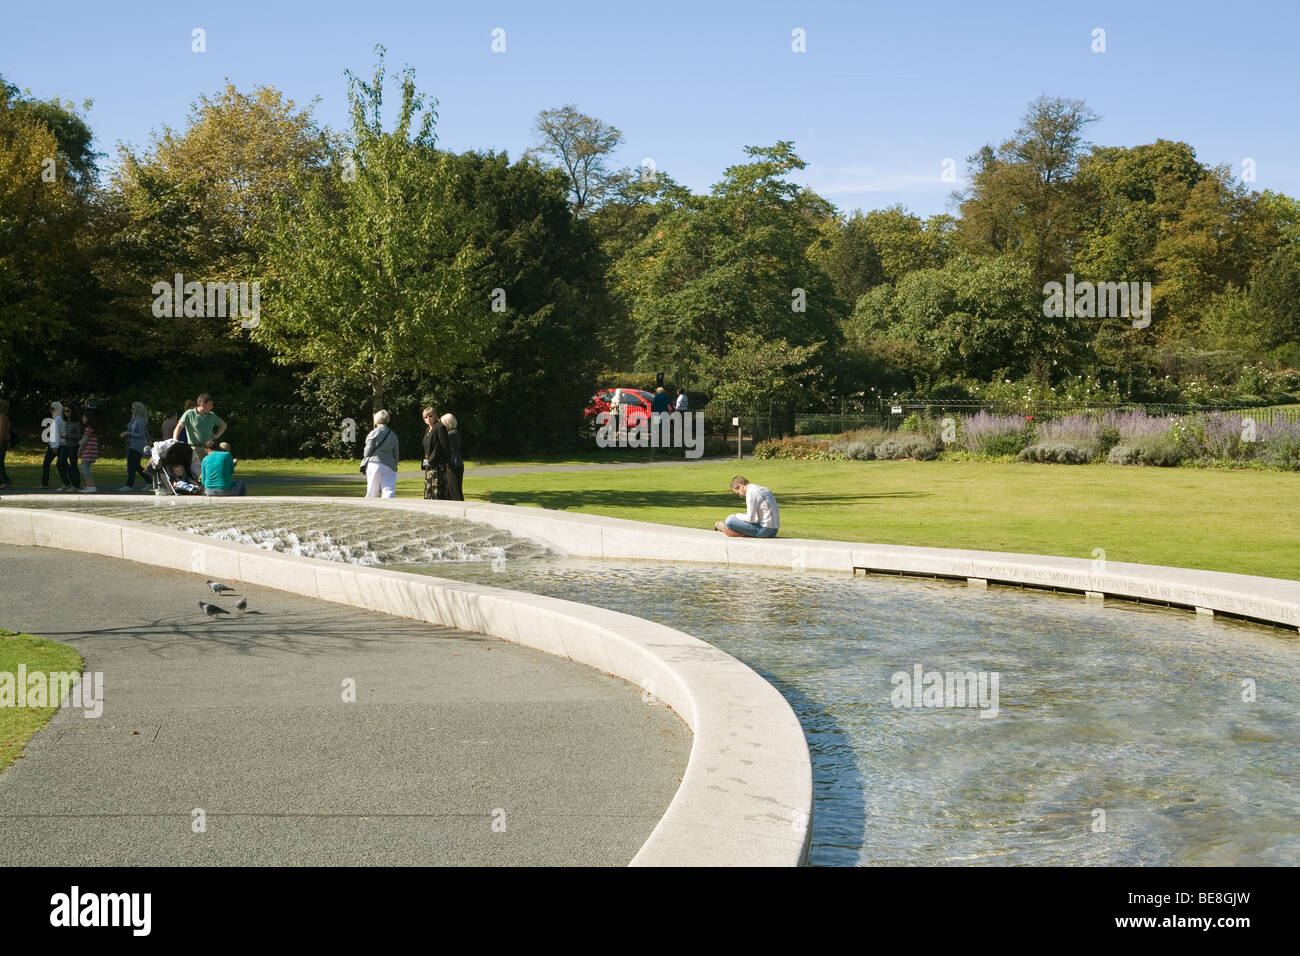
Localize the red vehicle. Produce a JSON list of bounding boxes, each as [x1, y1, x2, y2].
[[585, 388, 654, 429]]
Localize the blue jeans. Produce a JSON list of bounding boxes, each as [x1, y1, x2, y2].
[[204, 480, 246, 497], [724, 515, 778, 538]]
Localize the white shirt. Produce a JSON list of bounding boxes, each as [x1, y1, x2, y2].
[[733, 484, 779, 529], [48, 414, 63, 448], [674, 393, 688, 411]]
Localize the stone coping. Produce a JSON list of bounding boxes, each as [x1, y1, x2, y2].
[[0, 499, 815, 867]]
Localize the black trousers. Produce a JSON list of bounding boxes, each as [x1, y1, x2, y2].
[[42, 446, 59, 486], [57, 445, 80, 487], [0, 438, 10, 484], [443, 464, 464, 501]]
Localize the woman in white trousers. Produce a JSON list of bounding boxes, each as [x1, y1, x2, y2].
[[362, 409, 400, 498]]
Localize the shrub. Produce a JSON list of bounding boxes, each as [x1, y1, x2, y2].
[[1018, 442, 1099, 464], [897, 413, 930, 436], [1260, 420, 1300, 470], [1107, 444, 1141, 466], [1172, 413, 1257, 460], [874, 435, 939, 461], [959, 411, 1030, 456], [829, 427, 889, 460], [1109, 435, 1185, 466], [753, 436, 843, 461], [1101, 410, 1176, 443], [1034, 414, 1102, 446], [839, 426, 893, 446]]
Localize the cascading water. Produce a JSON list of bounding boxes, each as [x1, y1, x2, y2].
[[15, 501, 549, 566]]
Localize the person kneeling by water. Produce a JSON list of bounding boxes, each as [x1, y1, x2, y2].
[[715, 475, 779, 538], [201, 439, 246, 496]]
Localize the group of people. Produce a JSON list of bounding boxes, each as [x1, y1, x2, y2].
[[360, 407, 464, 501], [0, 392, 243, 497], [29, 400, 104, 493]]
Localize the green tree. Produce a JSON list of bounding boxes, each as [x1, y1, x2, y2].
[[700, 331, 821, 410], [958, 95, 1099, 293], [255, 52, 487, 412], [0, 81, 96, 389], [427, 149, 613, 450], [847, 255, 1060, 383], [1249, 245, 1300, 353], [614, 141, 843, 389], [526, 105, 624, 217]]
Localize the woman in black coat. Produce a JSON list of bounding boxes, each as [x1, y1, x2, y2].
[[440, 412, 464, 501], [421, 407, 450, 500]]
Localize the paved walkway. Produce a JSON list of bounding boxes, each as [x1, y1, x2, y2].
[[0, 545, 690, 865]]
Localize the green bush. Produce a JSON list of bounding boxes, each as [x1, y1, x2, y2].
[[979, 431, 1032, 456], [1262, 433, 1300, 471], [1107, 444, 1141, 466], [897, 412, 942, 438], [1018, 442, 1099, 464], [753, 436, 844, 461], [829, 427, 889, 460], [875, 435, 939, 461], [839, 441, 875, 460], [1108, 436, 1185, 466]]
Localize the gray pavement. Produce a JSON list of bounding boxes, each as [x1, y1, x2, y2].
[[0, 545, 690, 865]]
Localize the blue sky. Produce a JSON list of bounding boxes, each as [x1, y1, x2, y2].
[[4, 0, 1296, 216]]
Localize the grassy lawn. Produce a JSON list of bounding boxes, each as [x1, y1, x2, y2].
[[462, 459, 1300, 580], [0, 630, 83, 773], [0, 448, 687, 487]]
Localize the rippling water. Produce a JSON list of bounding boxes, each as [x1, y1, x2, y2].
[[413, 558, 1300, 868]]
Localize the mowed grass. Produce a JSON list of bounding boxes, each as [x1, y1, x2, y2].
[[0, 630, 83, 773], [468, 459, 1300, 581]]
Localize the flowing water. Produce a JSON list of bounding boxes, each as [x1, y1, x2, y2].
[[7, 501, 549, 565], [11, 500, 1297, 866]]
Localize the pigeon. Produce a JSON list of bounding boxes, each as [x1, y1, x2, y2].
[[198, 601, 230, 618], [235, 597, 247, 613], [206, 580, 236, 595]]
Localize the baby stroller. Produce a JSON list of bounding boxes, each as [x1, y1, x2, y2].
[[146, 439, 201, 495]]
